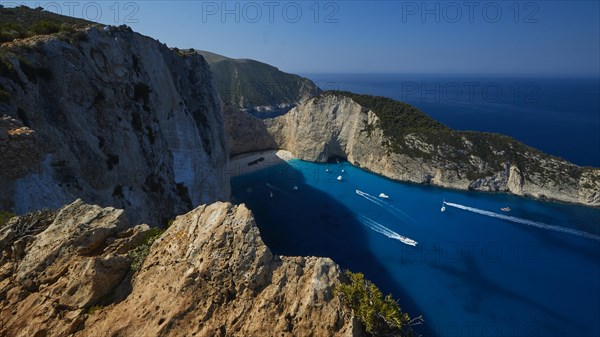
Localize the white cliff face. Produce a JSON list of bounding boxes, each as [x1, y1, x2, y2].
[[0, 27, 229, 225], [266, 94, 370, 162], [12, 155, 76, 214], [263, 94, 600, 207]]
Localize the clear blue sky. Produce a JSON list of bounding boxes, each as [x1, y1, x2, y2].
[[15, 1, 600, 75]]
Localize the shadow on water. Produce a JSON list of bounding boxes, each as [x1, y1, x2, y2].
[[426, 252, 582, 337], [507, 219, 600, 267], [231, 161, 439, 337]]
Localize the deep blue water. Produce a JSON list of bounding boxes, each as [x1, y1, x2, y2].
[[303, 74, 600, 167], [232, 160, 600, 337]]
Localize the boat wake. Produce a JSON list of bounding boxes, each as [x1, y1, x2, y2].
[[444, 201, 600, 242], [266, 182, 292, 197], [266, 182, 281, 191], [355, 190, 417, 226], [358, 215, 418, 246]]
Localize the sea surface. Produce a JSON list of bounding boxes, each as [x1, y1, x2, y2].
[[303, 74, 600, 167], [231, 160, 600, 337]]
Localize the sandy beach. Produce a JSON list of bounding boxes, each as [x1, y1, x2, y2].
[[229, 150, 295, 177]]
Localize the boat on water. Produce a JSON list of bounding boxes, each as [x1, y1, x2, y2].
[[441, 199, 446, 212], [400, 237, 418, 247], [337, 175, 343, 181], [501, 207, 511, 212], [379, 193, 389, 199]]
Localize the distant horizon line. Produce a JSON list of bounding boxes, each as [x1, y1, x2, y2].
[[296, 72, 600, 79]]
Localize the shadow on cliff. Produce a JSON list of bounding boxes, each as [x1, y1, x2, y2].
[[224, 105, 279, 157], [230, 161, 439, 337]]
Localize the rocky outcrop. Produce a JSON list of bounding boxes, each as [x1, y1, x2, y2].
[[258, 94, 600, 206], [0, 200, 148, 336], [0, 26, 229, 225], [0, 200, 363, 337]]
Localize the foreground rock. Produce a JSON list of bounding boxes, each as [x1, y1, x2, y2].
[[0, 26, 228, 226], [227, 93, 600, 206], [0, 200, 147, 336], [0, 200, 363, 337]]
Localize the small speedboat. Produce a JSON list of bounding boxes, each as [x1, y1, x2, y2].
[[441, 199, 446, 212], [501, 207, 511, 212], [379, 193, 389, 199], [337, 175, 343, 181], [325, 168, 330, 173], [293, 185, 299, 191], [269, 192, 273, 198], [341, 169, 345, 173]]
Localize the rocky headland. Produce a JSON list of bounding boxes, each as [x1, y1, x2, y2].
[[226, 92, 600, 207]]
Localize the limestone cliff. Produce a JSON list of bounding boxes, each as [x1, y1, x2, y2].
[[0, 26, 229, 225], [260, 93, 600, 206], [0, 200, 363, 337]]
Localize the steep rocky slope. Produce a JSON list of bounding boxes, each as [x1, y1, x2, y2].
[[224, 105, 277, 156], [0, 200, 364, 337], [261, 93, 600, 206], [0, 25, 229, 225], [196, 50, 319, 116]]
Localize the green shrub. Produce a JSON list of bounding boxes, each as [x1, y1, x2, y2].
[[0, 6, 94, 43], [332, 91, 449, 139], [29, 20, 61, 35], [0, 57, 22, 84], [128, 227, 166, 272], [59, 23, 75, 33], [0, 211, 16, 227], [0, 88, 10, 103], [335, 270, 415, 336], [87, 305, 102, 315]]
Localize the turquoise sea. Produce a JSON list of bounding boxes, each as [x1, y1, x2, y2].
[[231, 159, 600, 337]]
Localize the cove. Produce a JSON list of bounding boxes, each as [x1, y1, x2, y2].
[[231, 159, 600, 337]]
